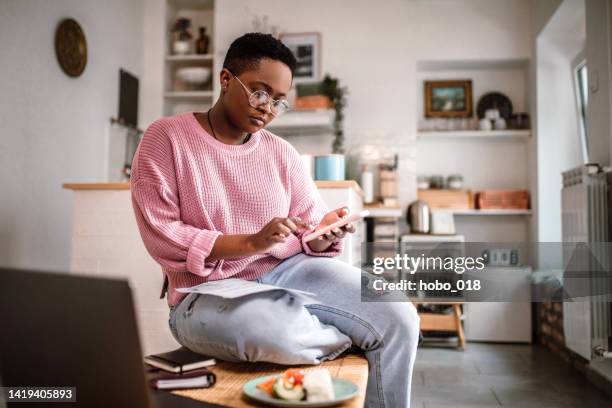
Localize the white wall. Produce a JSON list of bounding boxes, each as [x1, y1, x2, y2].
[[536, 0, 585, 243], [0, 0, 144, 271], [142, 0, 166, 128], [210, 0, 532, 212], [527, 0, 562, 247]]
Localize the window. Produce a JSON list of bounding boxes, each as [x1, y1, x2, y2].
[[573, 56, 589, 163]]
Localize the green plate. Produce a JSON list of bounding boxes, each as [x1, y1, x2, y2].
[[243, 374, 359, 407]]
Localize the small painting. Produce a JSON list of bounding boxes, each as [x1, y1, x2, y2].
[[280, 32, 321, 84], [424, 80, 473, 118]]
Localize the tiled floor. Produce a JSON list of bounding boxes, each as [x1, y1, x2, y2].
[[412, 342, 611, 408]]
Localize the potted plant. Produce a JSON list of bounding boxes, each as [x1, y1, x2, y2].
[[321, 74, 348, 154], [172, 18, 193, 55], [313, 75, 349, 181]]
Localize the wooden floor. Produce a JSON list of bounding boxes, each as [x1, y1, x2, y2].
[[172, 354, 369, 407]]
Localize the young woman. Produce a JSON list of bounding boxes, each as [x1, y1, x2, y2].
[[131, 33, 419, 407]]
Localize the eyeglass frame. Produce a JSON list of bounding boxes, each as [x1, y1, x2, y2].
[[227, 70, 291, 116]]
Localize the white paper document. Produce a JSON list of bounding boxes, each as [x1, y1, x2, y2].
[[176, 278, 318, 302]]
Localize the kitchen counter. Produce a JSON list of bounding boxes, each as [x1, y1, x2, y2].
[[63, 180, 364, 196]]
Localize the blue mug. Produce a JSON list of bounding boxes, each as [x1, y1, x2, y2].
[[315, 154, 345, 181]]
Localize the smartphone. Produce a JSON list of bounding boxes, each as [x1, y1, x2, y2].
[[302, 210, 370, 243]]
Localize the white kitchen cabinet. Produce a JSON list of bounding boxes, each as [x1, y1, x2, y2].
[[317, 181, 364, 267], [463, 266, 532, 343], [64, 181, 363, 354]]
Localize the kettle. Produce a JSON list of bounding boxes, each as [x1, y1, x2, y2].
[[407, 200, 430, 234]]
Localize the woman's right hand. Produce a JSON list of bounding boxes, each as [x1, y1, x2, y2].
[[248, 217, 312, 253]]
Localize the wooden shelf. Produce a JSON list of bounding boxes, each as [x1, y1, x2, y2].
[[63, 181, 360, 192], [165, 54, 214, 62], [450, 209, 532, 216], [267, 109, 334, 136], [164, 91, 213, 99], [417, 130, 531, 140], [170, 0, 214, 10]]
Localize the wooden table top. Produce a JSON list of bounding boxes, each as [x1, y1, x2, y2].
[[171, 354, 368, 407], [62, 180, 363, 196]]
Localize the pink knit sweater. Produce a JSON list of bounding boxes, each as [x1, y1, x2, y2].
[[131, 112, 342, 306]]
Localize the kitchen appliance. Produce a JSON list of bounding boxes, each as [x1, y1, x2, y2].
[[407, 200, 430, 234], [430, 210, 455, 235]]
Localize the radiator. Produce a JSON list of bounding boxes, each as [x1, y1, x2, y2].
[[561, 164, 611, 360]]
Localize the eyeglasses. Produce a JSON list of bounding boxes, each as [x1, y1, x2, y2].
[[229, 71, 290, 116]]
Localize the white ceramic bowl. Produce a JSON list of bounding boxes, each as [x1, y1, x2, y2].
[[176, 67, 211, 85]]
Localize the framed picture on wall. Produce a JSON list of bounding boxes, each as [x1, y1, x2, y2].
[[279, 32, 321, 84], [424, 80, 473, 118]]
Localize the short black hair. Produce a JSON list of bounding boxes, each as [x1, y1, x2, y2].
[[223, 33, 297, 77]]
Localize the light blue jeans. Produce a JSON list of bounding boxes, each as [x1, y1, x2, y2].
[[168, 253, 420, 407]]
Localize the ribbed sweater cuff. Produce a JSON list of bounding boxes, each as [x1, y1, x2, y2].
[[268, 234, 303, 259], [187, 229, 222, 277]]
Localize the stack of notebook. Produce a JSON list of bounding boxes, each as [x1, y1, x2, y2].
[[145, 347, 216, 390]]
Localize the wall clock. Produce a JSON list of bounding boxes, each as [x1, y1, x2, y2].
[[55, 18, 87, 77]]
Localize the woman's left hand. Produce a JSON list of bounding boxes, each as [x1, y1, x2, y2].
[[306, 207, 356, 252]]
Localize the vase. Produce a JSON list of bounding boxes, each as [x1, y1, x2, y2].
[[195, 27, 210, 54], [173, 40, 190, 55]]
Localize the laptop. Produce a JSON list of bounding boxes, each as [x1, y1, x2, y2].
[[0, 268, 222, 408]]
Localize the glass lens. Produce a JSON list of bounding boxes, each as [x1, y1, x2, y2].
[[247, 88, 290, 116], [272, 100, 290, 116], [249, 91, 269, 108]]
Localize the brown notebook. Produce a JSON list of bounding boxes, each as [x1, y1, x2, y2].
[[144, 347, 216, 373]]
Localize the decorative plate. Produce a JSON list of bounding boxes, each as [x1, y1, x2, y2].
[[476, 92, 513, 119], [55, 18, 87, 77], [243, 374, 358, 407]]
